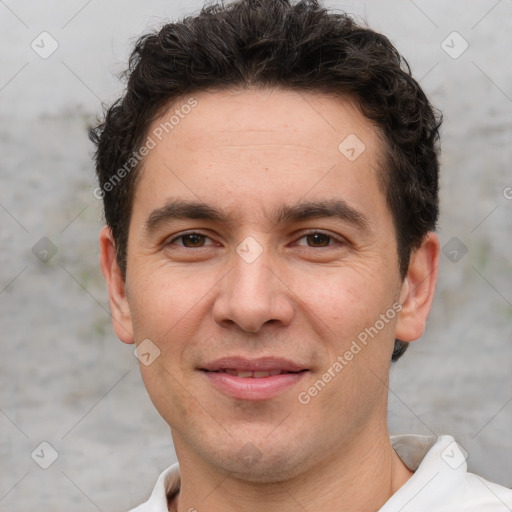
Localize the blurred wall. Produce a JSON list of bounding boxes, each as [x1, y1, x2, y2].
[[1, 0, 511, 510]]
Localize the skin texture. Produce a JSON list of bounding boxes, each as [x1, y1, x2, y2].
[[100, 87, 440, 511]]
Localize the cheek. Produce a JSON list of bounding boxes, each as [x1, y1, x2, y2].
[[294, 266, 401, 381], [126, 265, 219, 381], [295, 265, 390, 329], [126, 262, 209, 339]]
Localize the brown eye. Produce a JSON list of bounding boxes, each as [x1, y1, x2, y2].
[[170, 233, 210, 247], [305, 233, 332, 247], [181, 233, 206, 247]]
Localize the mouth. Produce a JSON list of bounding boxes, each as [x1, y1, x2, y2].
[[204, 368, 307, 378], [199, 357, 309, 400]]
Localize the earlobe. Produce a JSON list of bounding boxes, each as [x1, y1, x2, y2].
[[395, 232, 440, 343], [99, 226, 135, 344]]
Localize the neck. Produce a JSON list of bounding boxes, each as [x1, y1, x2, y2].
[[171, 426, 414, 512]]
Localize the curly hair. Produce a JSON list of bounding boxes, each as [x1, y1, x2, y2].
[[89, 0, 442, 362]]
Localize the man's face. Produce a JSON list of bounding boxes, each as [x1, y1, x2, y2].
[[110, 88, 412, 480]]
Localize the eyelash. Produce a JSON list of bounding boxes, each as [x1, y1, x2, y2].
[[166, 230, 345, 249]]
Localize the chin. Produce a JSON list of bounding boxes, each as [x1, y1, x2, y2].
[[204, 441, 310, 484]]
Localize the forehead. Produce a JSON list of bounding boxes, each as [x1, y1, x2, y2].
[[134, 87, 388, 225], [149, 87, 378, 158]]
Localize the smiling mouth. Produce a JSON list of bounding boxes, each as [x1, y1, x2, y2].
[[204, 369, 308, 378]]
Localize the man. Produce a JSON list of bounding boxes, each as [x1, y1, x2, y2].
[[90, 0, 512, 510]]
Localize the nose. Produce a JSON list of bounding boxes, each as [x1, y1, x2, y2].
[[211, 245, 295, 333]]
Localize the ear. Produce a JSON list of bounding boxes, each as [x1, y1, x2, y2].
[[99, 226, 135, 344], [395, 232, 440, 342]]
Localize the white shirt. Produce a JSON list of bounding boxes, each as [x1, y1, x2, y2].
[[128, 435, 512, 511]]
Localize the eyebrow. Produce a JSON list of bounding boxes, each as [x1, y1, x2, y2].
[[272, 200, 370, 231], [143, 198, 371, 235]]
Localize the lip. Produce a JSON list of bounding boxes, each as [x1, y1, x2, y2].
[[200, 356, 307, 373], [199, 356, 309, 401]]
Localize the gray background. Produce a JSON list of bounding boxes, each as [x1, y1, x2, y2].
[[1, 0, 511, 510]]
